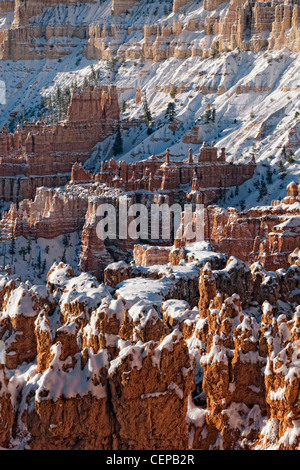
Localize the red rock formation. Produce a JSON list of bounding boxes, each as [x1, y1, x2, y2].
[[92, 144, 255, 196], [0, 0, 96, 61], [79, 199, 114, 281], [0, 246, 299, 449], [0, 365, 13, 448], [0, 86, 120, 202], [112, 0, 140, 17], [108, 329, 194, 449], [133, 244, 171, 267], [174, 182, 300, 272], [86, 0, 300, 63]]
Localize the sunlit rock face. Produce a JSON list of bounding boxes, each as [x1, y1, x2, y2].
[[0, 236, 300, 449]]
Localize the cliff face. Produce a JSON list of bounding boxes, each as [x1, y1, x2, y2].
[[86, 0, 299, 63], [0, 1, 299, 207], [0, 1, 298, 63], [0, 0, 97, 60], [0, 142, 256, 280], [0, 86, 120, 202], [172, 182, 300, 272], [1, 179, 297, 279]]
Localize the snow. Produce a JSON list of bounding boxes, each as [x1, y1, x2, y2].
[[128, 300, 160, 328], [221, 402, 250, 431], [35, 344, 109, 401], [269, 387, 286, 401], [0, 1, 298, 210], [115, 262, 199, 309], [59, 272, 110, 316], [108, 340, 154, 375], [0, 232, 82, 284], [1, 282, 51, 319], [161, 298, 190, 319], [186, 394, 206, 427]]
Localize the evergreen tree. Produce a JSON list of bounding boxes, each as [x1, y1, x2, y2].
[[9, 229, 16, 256], [259, 175, 268, 199], [83, 76, 89, 88], [89, 65, 97, 86], [62, 234, 70, 248], [212, 107, 216, 123], [113, 126, 123, 156], [142, 94, 152, 123], [121, 100, 127, 113], [165, 102, 176, 122], [42, 259, 47, 275], [281, 146, 287, 160], [26, 237, 32, 255], [19, 247, 26, 261], [266, 165, 273, 185], [279, 160, 287, 179], [204, 105, 212, 124], [37, 250, 41, 271], [287, 151, 295, 165]]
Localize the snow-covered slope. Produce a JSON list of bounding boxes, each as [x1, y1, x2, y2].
[[0, 0, 299, 209]]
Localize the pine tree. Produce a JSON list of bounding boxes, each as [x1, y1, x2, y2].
[[279, 161, 287, 179], [204, 105, 212, 124], [56, 86, 63, 121], [142, 94, 152, 123], [9, 229, 16, 256], [113, 126, 123, 156], [62, 234, 70, 248], [83, 76, 89, 88], [61, 249, 67, 264], [212, 107, 216, 123], [121, 100, 127, 113], [266, 165, 273, 184], [281, 146, 287, 160], [89, 65, 97, 86], [37, 250, 41, 270], [259, 175, 268, 199], [42, 259, 47, 275], [287, 151, 295, 165], [165, 102, 176, 122]]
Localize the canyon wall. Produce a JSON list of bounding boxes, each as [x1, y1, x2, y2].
[[1, 173, 299, 281], [0, 1, 299, 63], [0, 142, 255, 278], [0, 86, 120, 202], [173, 181, 300, 271], [0, 0, 96, 60], [86, 0, 300, 63]]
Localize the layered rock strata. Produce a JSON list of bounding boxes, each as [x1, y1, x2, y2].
[[0, 86, 120, 202], [0, 1, 299, 64]]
